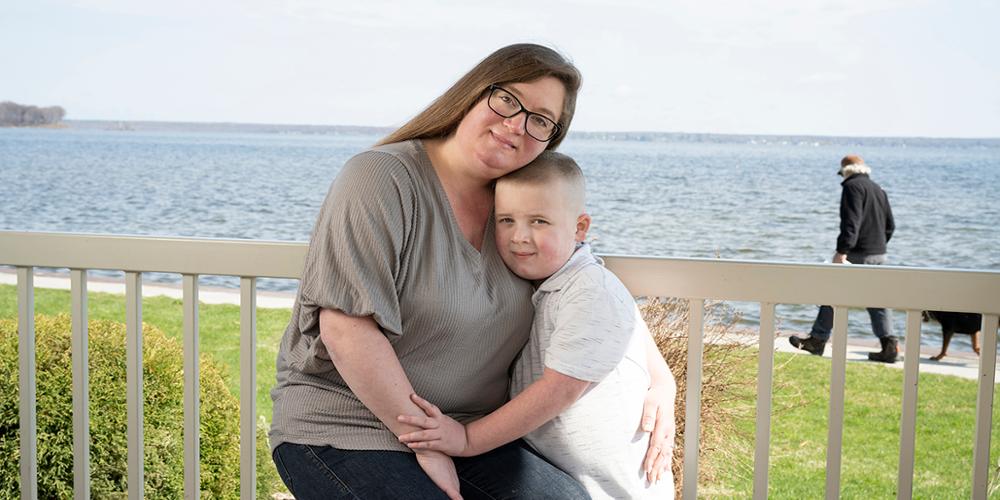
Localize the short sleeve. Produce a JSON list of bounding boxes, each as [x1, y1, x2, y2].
[[297, 150, 415, 337], [544, 269, 636, 382]]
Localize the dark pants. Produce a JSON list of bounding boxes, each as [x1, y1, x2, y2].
[[272, 440, 590, 500], [809, 253, 893, 341]]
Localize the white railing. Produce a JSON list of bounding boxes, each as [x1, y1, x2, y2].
[[2, 230, 999, 500]]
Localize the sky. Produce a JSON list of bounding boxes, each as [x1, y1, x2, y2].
[[2, 0, 999, 138]]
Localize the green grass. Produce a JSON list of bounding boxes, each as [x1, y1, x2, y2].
[[705, 351, 1000, 498], [0, 284, 290, 421]]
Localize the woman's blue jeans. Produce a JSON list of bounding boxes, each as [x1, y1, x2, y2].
[[272, 440, 590, 499]]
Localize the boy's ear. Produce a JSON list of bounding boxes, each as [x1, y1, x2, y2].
[[575, 214, 591, 242]]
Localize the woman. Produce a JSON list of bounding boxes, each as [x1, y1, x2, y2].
[[270, 43, 674, 499]]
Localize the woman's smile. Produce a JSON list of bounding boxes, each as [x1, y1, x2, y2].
[[489, 129, 517, 150]]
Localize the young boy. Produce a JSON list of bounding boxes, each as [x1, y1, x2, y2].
[[398, 151, 677, 499]]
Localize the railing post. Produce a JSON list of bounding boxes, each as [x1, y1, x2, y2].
[[752, 302, 776, 500], [240, 277, 257, 500], [682, 299, 704, 500], [183, 274, 200, 499], [71, 269, 91, 500], [18, 267, 38, 500], [125, 272, 143, 500], [972, 314, 999, 499], [825, 306, 849, 500], [897, 310, 922, 500]]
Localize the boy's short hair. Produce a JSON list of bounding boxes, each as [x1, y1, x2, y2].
[[499, 151, 586, 210]]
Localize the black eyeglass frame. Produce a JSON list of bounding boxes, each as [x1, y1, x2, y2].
[[486, 84, 562, 142]]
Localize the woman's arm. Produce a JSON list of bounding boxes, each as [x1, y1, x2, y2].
[[398, 368, 590, 457], [320, 308, 425, 435], [320, 308, 461, 499]]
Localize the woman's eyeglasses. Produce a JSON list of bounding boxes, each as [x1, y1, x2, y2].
[[486, 84, 561, 142]]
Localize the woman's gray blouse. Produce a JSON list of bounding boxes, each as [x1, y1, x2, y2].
[[270, 140, 534, 452]]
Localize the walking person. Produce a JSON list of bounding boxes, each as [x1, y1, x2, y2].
[[789, 154, 898, 363]]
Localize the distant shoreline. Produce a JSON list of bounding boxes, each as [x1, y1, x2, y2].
[[41, 119, 1000, 144], [1, 123, 68, 129]]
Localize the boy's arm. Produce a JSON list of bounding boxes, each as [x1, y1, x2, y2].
[[640, 333, 677, 482], [401, 271, 624, 457], [466, 368, 590, 455], [640, 333, 676, 431], [399, 367, 590, 457]]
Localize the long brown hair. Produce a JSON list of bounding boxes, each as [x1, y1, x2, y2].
[[377, 44, 581, 150]]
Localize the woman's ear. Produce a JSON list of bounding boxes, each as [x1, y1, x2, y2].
[[575, 213, 591, 242]]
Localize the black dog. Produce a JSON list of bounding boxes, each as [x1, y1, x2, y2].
[[923, 311, 982, 361]]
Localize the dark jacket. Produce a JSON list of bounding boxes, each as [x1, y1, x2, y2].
[[836, 173, 894, 255]]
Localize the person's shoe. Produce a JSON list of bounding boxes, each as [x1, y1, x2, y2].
[[868, 336, 899, 363], [789, 335, 827, 356]]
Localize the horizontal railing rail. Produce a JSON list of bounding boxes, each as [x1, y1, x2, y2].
[[2, 230, 999, 500]]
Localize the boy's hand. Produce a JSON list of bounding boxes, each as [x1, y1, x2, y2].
[[414, 449, 463, 500], [398, 393, 472, 456], [641, 384, 676, 483]]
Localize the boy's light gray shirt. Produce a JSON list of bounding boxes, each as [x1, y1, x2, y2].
[[270, 140, 534, 452], [511, 243, 673, 499]]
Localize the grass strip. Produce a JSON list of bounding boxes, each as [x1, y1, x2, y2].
[[707, 351, 1000, 498]]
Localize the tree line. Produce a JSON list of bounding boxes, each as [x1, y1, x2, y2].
[[0, 101, 66, 126]]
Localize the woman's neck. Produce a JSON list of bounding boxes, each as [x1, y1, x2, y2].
[[424, 137, 495, 251], [424, 137, 493, 198]]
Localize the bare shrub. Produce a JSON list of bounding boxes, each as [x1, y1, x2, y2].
[[640, 297, 760, 497]]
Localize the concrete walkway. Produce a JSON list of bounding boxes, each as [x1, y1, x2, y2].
[[2, 270, 989, 381], [0, 269, 295, 309], [775, 333, 989, 381]]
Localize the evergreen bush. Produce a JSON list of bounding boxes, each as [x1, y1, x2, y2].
[[0, 314, 263, 498]]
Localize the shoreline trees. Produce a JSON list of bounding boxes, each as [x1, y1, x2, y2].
[[0, 100, 65, 126]]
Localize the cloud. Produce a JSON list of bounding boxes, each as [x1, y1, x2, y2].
[[798, 72, 848, 84], [614, 84, 634, 97], [648, 0, 919, 48], [66, 0, 233, 19]]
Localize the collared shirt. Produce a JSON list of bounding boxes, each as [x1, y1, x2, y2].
[[510, 243, 673, 499], [511, 243, 640, 385]]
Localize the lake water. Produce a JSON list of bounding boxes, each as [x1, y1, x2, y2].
[[2, 123, 998, 350]]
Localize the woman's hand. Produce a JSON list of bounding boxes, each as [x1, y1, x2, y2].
[[414, 449, 463, 500], [398, 393, 472, 457], [640, 381, 677, 483]]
